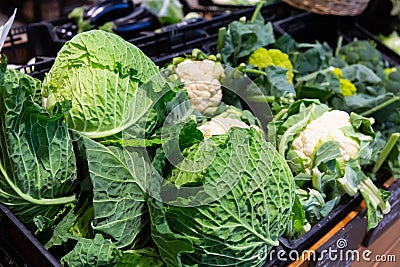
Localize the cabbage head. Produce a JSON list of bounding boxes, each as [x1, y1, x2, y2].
[[149, 127, 295, 267], [0, 58, 77, 226], [42, 30, 162, 138]]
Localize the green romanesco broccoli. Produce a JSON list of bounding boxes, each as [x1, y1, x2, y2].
[[332, 68, 357, 96], [248, 48, 294, 84]]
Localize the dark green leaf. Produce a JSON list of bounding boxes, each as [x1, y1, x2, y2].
[[44, 207, 76, 249], [148, 198, 194, 267], [0, 68, 77, 226], [219, 18, 275, 66], [320, 198, 338, 217], [298, 71, 340, 102], [61, 234, 121, 267], [252, 66, 295, 97], [152, 128, 295, 266], [273, 34, 297, 54], [291, 43, 333, 75], [284, 195, 307, 240], [81, 136, 150, 249]]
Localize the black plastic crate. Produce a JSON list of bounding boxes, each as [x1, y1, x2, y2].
[[25, 17, 209, 58], [200, 2, 299, 38], [0, 201, 282, 267], [193, 0, 291, 15], [182, 0, 252, 17], [141, 2, 299, 64], [7, 2, 297, 75], [14, 56, 56, 80], [309, 211, 367, 267], [0, 204, 60, 267], [278, 193, 363, 266], [26, 18, 72, 59], [2, 25, 34, 65], [273, 12, 400, 67], [24, 2, 297, 62], [358, 0, 399, 36]]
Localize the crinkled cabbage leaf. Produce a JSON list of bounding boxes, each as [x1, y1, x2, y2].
[[80, 135, 150, 249], [150, 127, 295, 267], [0, 61, 77, 225], [42, 30, 163, 138]]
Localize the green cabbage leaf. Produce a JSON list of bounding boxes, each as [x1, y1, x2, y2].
[[150, 127, 295, 266], [0, 59, 77, 225], [42, 30, 163, 138]]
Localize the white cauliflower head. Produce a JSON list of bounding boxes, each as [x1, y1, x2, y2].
[[198, 116, 249, 138], [175, 59, 225, 113], [291, 110, 360, 173]]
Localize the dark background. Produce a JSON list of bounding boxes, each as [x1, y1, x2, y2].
[[0, 0, 91, 23]]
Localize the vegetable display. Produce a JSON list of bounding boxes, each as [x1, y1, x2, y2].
[[0, 27, 295, 266], [1, 2, 399, 266], [215, 4, 398, 239], [269, 100, 391, 237]]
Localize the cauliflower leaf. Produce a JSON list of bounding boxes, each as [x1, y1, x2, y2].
[[270, 100, 391, 232]]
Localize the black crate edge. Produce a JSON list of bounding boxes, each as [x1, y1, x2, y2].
[[278, 193, 363, 261], [310, 211, 368, 267], [0, 204, 60, 267], [2, 25, 34, 65], [273, 12, 400, 67]]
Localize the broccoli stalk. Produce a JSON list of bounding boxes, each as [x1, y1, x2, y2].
[[360, 178, 391, 230], [338, 157, 391, 230], [360, 96, 400, 117], [372, 132, 400, 173]]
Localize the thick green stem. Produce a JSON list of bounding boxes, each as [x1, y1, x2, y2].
[[250, 2, 263, 23], [0, 162, 76, 205], [273, 108, 288, 121], [297, 67, 335, 83], [247, 95, 293, 104], [361, 178, 391, 214], [372, 132, 400, 173], [243, 68, 268, 76], [338, 176, 358, 196], [217, 27, 227, 52], [312, 172, 322, 192], [360, 96, 400, 117], [309, 188, 325, 205], [335, 36, 343, 57]]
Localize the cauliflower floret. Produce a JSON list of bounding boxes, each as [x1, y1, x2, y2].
[[198, 116, 249, 138], [292, 110, 360, 172], [175, 59, 225, 113]]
